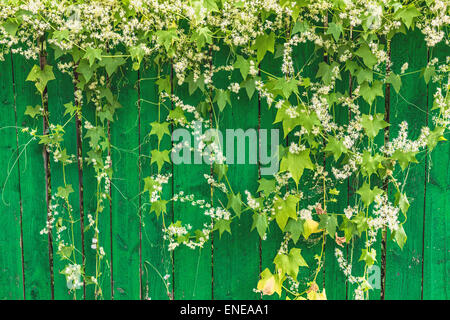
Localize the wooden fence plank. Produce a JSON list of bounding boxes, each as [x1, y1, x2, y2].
[[260, 48, 285, 301], [140, 62, 174, 300], [46, 51, 83, 300], [385, 31, 428, 300], [0, 55, 24, 300], [213, 46, 260, 299], [324, 59, 351, 301], [423, 41, 450, 300], [13, 54, 52, 299], [173, 67, 212, 300], [110, 64, 141, 299]]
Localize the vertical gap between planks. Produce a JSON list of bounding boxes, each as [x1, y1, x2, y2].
[[73, 71, 86, 299], [322, 13, 328, 290], [39, 40, 54, 299], [137, 69, 143, 300], [106, 62, 115, 299], [257, 65, 262, 300], [10, 53, 26, 300], [208, 48, 214, 300], [380, 39, 391, 300], [107, 108, 114, 299], [170, 63, 175, 300], [346, 32, 354, 298], [420, 48, 430, 300]]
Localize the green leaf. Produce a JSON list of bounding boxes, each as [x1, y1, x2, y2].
[[214, 89, 231, 111], [386, 73, 402, 93], [56, 184, 74, 200], [391, 150, 418, 171], [227, 192, 242, 218], [273, 77, 299, 99], [356, 68, 373, 84], [274, 248, 308, 280], [274, 195, 300, 231], [63, 102, 78, 117], [316, 61, 341, 85], [257, 178, 276, 196], [143, 176, 158, 194], [213, 163, 228, 182], [191, 26, 213, 50], [83, 47, 102, 67], [156, 75, 172, 93], [326, 22, 343, 41], [318, 214, 338, 238], [395, 192, 410, 217], [361, 150, 385, 177], [213, 219, 232, 238], [292, 21, 309, 35], [280, 149, 314, 185], [251, 213, 268, 239], [359, 248, 377, 267], [324, 136, 347, 161], [356, 182, 383, 207], [254, 32, 275, 62], [394, 5, 421, 29], [168, 107, 187, 125], [151, 149, 171, 172], [234, 55, 250, 80], [203, 0, 219, 12], [151, 199, 168, 218], [359, 80, 384, 105], [150, 121, 170, 143], [355, 43, 377, 69], [24, 105, 41, 118], [26, 64, 56, 94], [76, 59, 95, 83], [285, 218, 303, 244], [391, 225, 407, 249], [241, 77, 257, 99], [2, 21, 18, 36], [155, 29, 179, 52], [422, 66, 435, 84], [99, 56, 126, 76], [361, 113, 389, 139]]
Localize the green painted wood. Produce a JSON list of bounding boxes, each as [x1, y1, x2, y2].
[[12, 54, 52, 299], [110, 63, 141, 299], [1, 30, 450, 300], [173, 69, 212, 300], [79, 76, 102, 300], [324, 63, 351, 301], [348, 56, 385, 301], [46, 51, 83, 300], [293, 41, 326, 296], [423, 41, 450, 300], [213, 46, 260, 299], [260, 49, 285, 301], [385, 31, 428, 300], [140, 62, 174, 300], [0, 55, 24, 300]]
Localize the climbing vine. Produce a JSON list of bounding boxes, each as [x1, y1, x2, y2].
[[1, 0, 449, 300]]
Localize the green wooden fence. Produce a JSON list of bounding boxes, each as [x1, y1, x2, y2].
[[0, 30, 448, 300]]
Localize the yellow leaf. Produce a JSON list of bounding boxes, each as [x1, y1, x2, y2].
[[257, 268, 283, 297], [302, 219, 322, 239], [307, 289, 327, 300]]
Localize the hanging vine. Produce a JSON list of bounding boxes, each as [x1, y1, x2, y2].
[[1, 0, 449, 300]]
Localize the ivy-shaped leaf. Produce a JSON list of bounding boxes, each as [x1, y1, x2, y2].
[[151, 149, 171, 172], [280, 149, 314, 185], [274, 248, 308, 280], [356, 182, 383, 207], [361, 113, 389, 139]]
